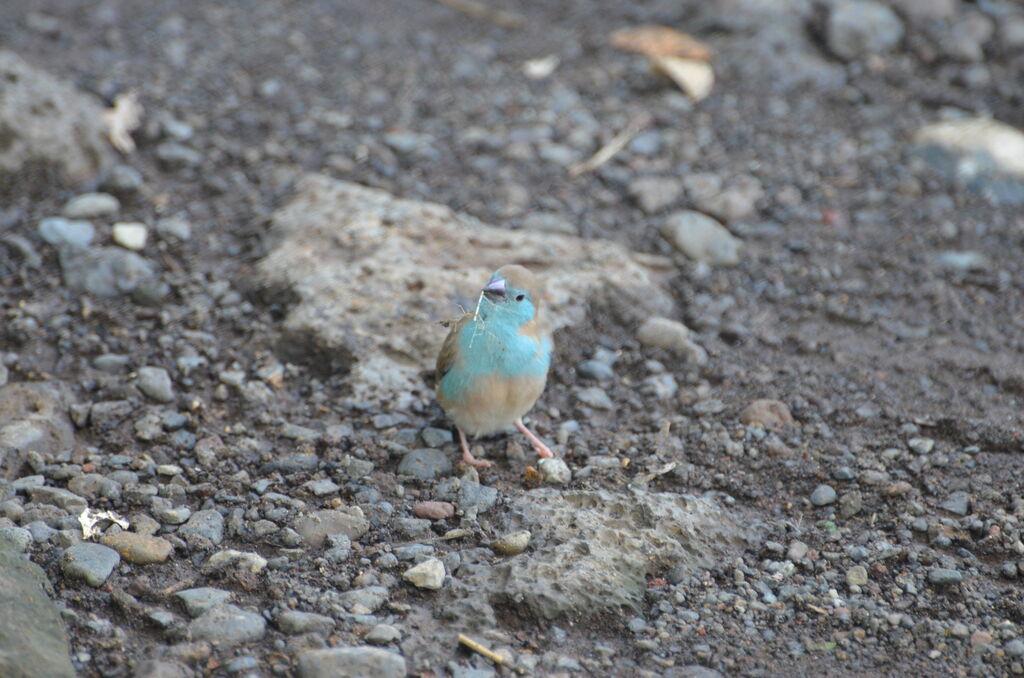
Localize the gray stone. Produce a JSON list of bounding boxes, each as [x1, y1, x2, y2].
[[940, 491, 971, 516], [1006, 639, 1024, 658], [155, 216, 192, 241], [0, 50, 112, 183], [59, 246, 156, 297], [175, 587, 233, 618], [913, 118, 1024, 205], [827, 0, 904, 60], [577, 359, 615, 381], [155, 142, 202, 169], [0, 551, 75, 678], [846, 565, 868, 587], [60, 542, 120, 587], [575, 387, 613, 410], [276, 610, 335, 635], [178, 509, 225, 549], [256, 175, 672, 408], [364, 624, 402, 645], [637, 317, 708, 364], [0, 527, 32, 552], [297, 647, 406, 678], [28, 486, 86, 513], [137, 367, 175, 403], [100, 164, 144, 195], [293, 508, 369, 547], [421, 427, 453, 448], [928, 568, 963, 585], [839, 490, 862, 519], [38, 217, 95, 248], [936, 251, 990, 272], [63, 192, 120, 219], [810, 485, 837, 506], [188, 604, 266, 647], [629, 176, 684, 214], [338, 586, 389, 613], [397, 448, 452, 480], [660, 210, 741, 266], [131, 660, 191, 678], [684, 173, 763, 223]]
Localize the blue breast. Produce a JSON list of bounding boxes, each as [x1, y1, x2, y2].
[[441, 318, 550, 401]]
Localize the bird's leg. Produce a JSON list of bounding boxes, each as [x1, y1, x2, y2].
[[458, 427, 493, 468], [515, 418, 553, 458]]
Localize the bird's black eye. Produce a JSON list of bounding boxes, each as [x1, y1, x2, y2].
[[515, 294, 525, 302]]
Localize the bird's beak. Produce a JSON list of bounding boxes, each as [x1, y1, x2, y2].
[[482, 277, 506, 301]]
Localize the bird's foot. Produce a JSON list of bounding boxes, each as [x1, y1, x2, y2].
[[515, 418, 554, 458], [458, 428, 493, 468]]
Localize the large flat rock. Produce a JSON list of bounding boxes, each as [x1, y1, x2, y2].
[[0, 50, 113, 185], [257, 174, 673, 408], [0, 552, 76, 678]]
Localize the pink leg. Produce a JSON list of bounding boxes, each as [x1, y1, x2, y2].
[[458, 427, 493, 468], [515, 418, 553, 458]]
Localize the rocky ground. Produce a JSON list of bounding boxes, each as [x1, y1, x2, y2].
[[1, 0, 1024, 677]]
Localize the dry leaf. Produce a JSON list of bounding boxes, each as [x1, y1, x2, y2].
[[650, 54, 715, 102], [610, 24, 712, 61], [523, 465, 543, 489], [79, 507, 130, 539], [102, 90, 143, 154]]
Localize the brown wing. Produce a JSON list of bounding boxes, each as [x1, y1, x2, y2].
[[435, 313, 474, 382]]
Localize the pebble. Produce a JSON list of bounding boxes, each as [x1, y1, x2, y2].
[[175, 587, 233, 618], [364, 624, 402, 645], [827, 0, 903, 60], [397, 449, 452, 480], [112, 222, 148, 250], [412, 501, 454, 520], [1006, 639, 1024, 658], [38, 217, 95, 248], [0, 526, 33, 552], [786, 541, 808, 562], [155, 216, 192, 241], [61, 542, 120, 587], [178, 509, 225, 549], [293, 508, 369, 547], [928, 568, 963, 585], [100, 532, 173, 564], [101, 164, 144, 194], [936, 250, 990, 272], [403, 557, 445, 590], [846, 565, 868, 587], [940, 491, 971, 516], [577, 359, 615, 381], [490, 530, 531, 556], [574, 387, 613, 410], [156, 142, 202, 169], [136, 366, 175, 403], [188, 604, 267, 647], [538, 457, 571, 485], [629, 176, 684, 214], [63, 192, 120, 219], [740, 399, 794, 429], [420, 427, 453, 448], [810, 485, 837, 506], [839, 490, 863, 519], [276, 610, 335, 635], [296, 647, 406, 678], [907, 437, 934, 455], [660, 211, 741, 266]]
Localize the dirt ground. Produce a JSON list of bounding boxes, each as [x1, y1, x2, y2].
[[2, 0, 1024, 677]]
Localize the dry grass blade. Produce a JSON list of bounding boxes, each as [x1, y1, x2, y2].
[[102, 90, 144, 154], [458, 634, 525, 674], [609, 24, 712, 61], [436, 0, 524, 29], [568, 113, 652, 178]]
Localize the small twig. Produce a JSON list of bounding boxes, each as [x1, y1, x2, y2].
[[458, 634, 525, 675], [436, 0, 525, 28], [568, 113, 653, 178]]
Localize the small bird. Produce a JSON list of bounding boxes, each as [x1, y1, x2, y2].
[[435, 264, 554, 468]]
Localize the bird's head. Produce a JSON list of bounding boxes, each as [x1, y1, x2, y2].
[[478, 264, 543, 327]]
